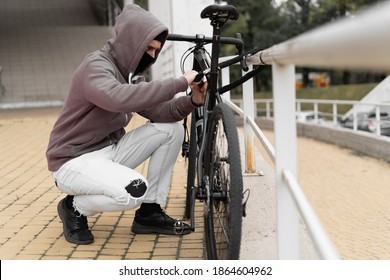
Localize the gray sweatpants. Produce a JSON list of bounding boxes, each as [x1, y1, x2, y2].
[[52, 122, 183, 216]]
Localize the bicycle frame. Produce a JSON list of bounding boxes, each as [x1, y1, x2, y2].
[[167, 4, 264, 260], [168, 27, 261, 225]]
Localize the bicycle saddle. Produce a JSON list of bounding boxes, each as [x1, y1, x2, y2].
[[201, 4, 239, 21]]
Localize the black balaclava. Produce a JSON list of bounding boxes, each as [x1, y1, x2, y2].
[[134, 33, 165, 76], [134, 52, 155, 75]]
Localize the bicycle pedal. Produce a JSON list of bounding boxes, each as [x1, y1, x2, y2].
[[173, 220, 186, 234]]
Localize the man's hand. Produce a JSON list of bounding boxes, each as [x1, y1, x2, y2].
[[183, 70, 207, 106], [190, 78, 207, 106], [183, 70, 198, 84]]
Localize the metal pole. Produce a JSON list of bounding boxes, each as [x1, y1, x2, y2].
[[266, 101, 271, 118], [242, 65, 256, 173], [273, 63, 299, 259], [314, 103, 318, 123], [333, 103, 338, 126], [282, 170, 340, 259], [353, 106, 358, 131], [375, 106, 381, 136]]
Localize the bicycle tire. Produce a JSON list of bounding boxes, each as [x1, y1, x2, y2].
[[203, 103, 243, 260], [185, 114, 197, 219]]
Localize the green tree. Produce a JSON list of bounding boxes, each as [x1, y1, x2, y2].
[[223, 0, 286, 92], [311, 0, 383, 84], [224, 0, 285, 50], [134, 0, 148, 9], [219, 0, 384, 92]]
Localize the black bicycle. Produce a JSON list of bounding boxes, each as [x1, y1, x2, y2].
[[168, 4, 263, 260]]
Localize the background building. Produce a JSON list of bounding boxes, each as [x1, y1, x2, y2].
[[0, 0, 214, 107]]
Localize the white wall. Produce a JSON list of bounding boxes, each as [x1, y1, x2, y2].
[[148, 0, 215, 80]]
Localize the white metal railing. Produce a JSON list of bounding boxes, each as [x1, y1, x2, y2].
[[223, 98, 275, 162], [224, 0, 390, 260], [247, 2, 390, 71], [223, 74, 340, 260], [231, 98, 390, 136]]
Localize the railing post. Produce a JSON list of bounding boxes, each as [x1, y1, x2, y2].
[[314, 102, 319, 123], [272, 63, 299, 259], [266, 101, 271, 118], [375, 106, 381, 135], [242, 65, 256, 173], [333, 103, 338, 126]]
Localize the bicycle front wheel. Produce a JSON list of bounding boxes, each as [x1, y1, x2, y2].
[[203, 103, 243, 260], [185, 114, 197, 219]]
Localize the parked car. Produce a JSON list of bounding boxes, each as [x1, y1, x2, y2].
[[340, 112, 390, 136], [296, 111, 325, 124]]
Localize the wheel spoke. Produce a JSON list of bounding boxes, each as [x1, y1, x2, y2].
[[203, 103, 243, 260], [211, 119, 231, 258]]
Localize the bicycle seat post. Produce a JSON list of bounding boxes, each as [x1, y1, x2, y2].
[[208, 23, 221, 100], [200, 5, 239, 101]]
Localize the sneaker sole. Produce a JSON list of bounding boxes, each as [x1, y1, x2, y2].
[[57, 200, 94, 245], [131, 221, 192, 235]]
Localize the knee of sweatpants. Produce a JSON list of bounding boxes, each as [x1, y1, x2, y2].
[[125, 177, 148, 199]]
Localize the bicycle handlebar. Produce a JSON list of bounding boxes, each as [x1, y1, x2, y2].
[[168, 33, 248, 71], [167, 33, 265, 92], [235, 33, 248, 71], [218, 47, 262, 69], [167, 34, 244, 49]]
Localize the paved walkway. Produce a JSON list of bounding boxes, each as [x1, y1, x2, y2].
[[1, 0, 390, 261], [0, 108, 204, 260], [1, 108, 390, 260], [256, 130, 390, 260], [1, 1, 390, 261]]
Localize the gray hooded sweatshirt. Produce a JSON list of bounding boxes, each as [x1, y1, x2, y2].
[[46, 4, 193, 171]]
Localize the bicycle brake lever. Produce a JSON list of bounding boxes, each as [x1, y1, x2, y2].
[[193, 72, 206, 89], [193, 72, 204, 83]]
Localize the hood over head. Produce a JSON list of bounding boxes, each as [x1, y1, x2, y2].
[[107, 4, 168, 81]]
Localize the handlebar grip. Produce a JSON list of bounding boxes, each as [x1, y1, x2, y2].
[[236, 33, 248, 72]]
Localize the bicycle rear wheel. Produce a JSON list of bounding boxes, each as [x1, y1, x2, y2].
[[203, 103, 243, 260]]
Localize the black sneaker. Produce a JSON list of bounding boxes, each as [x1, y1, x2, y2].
[[57, 196, 94, 245], [131, 208, 192, 235]]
